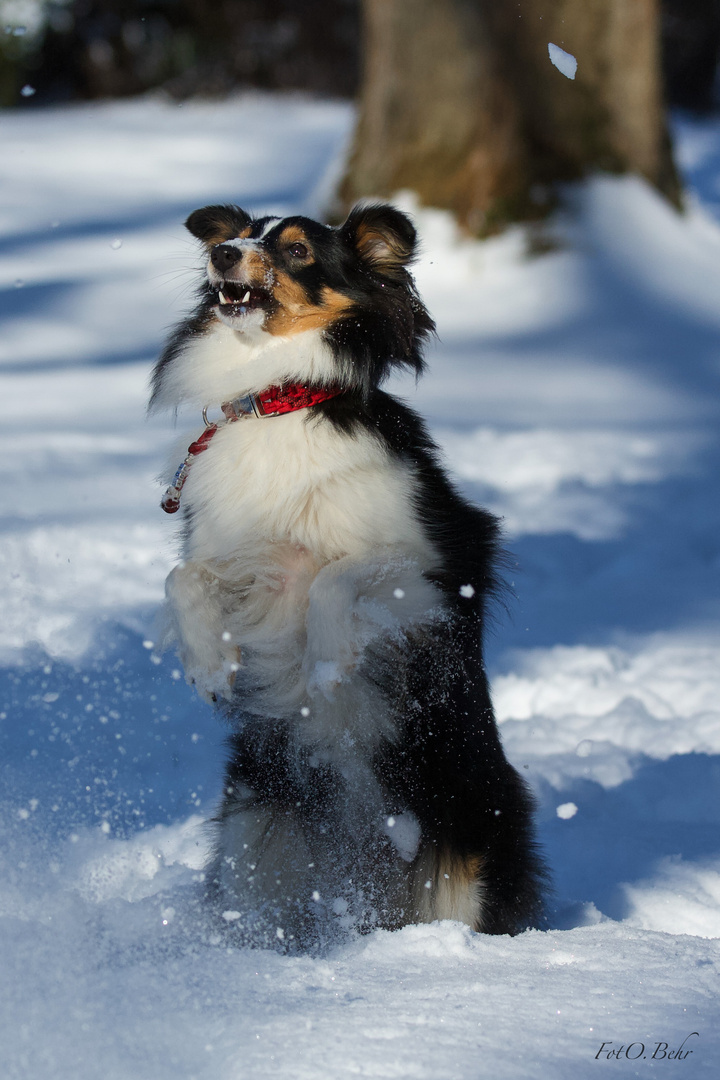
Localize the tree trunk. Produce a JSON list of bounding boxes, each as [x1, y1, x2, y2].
[[339, 0, 681, 234]]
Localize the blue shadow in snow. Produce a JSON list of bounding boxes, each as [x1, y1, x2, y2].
[[0, 345, 158, 374], [0, 627, 226, 839], [0, 279, 78, 320], [537, 752, 720, 925], [479, 441, 720, 661], [0, 186, 316, 257]]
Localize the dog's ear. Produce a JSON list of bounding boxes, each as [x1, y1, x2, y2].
[[341, 204, 418, 278], [185, 205, 252, 246]]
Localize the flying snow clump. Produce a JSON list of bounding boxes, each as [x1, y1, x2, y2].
[[548, 43, 577, 80]]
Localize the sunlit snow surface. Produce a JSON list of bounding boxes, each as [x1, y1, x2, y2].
[[1, 95, 719, 1077]]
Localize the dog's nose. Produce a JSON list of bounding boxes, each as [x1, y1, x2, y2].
[[211, 244, 242, 271]]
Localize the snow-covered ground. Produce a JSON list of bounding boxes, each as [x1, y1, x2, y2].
[[1, 94, 719, 1078]]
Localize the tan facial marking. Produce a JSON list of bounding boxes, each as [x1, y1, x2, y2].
[[277, 225, 314, 253], [233, 248, 269, 282], [211, 246, 271, 288], [265, 280, 355, 336]]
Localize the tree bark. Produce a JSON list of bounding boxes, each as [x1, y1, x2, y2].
[[339, 0, 681, 234]]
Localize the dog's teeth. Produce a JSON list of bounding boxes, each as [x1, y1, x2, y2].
[[218, 290, 228, 304], [242, 290, 251, 303]]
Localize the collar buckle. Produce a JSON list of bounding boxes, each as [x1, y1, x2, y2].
[[221, 393, 266, 421]]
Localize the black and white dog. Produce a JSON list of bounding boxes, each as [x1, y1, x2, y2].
[[151, 202, 545, 947]]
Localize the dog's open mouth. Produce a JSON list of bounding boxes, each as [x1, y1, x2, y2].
[[215, 281, 272, 316]]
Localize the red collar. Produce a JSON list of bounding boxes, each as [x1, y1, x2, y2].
[[222, 382, 343, 420], [161, 382, 343, 514]]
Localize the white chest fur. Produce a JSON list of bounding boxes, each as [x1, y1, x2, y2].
[[163, 406, 443, 728], [183, 410, 434, 568]]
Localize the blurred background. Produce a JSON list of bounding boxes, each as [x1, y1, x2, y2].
[[0, 0, 361, 105], [2, 0, 720, 232], [2, 0, 719, 112], [2, 3, 720, 1074]]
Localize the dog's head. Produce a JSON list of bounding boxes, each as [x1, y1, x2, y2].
[[185, 202, 424, 334], [151, 204, 435, 410]]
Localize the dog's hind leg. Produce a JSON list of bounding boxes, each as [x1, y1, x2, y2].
[[209, 793, 317, 948], [409, 848, 487, 929]]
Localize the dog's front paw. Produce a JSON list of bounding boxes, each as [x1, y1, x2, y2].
[[303, 604, 358, 701], [306, 658, 354, 701], [185, 642, 243, 703], [164, 563, 244, 703], [302, 565, 366, 699], [181, 630, 243, 703]]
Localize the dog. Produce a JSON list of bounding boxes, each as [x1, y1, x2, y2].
[[150, 202, 545, 948]]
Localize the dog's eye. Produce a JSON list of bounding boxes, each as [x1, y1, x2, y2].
[[287, 242, 309, 259]]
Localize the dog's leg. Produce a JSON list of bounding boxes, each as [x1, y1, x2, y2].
[[410, 847, 487, 930], [372, 612, 547, 936], [302, 551, 441, 702], [163, 561, 242, 701], [210, 796, 316, 946]]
